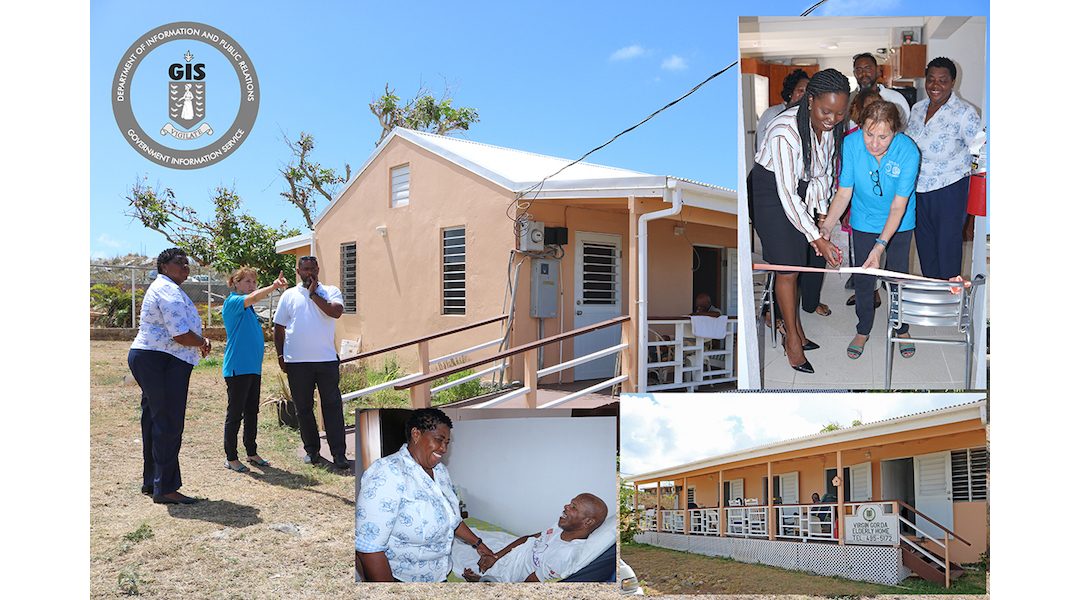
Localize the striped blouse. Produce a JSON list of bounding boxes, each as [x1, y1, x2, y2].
[[754, 106, 837, 243]]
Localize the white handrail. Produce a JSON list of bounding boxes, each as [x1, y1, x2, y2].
[[537, 343, 628, 378], [470, 386, 530, 408], [342, 371, 422, 401], [429, 364, 504, 394], [428, 337, 502, 365], [538, 375, 627, 409]]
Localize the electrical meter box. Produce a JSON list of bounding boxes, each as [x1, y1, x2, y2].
[[530, 259, 559, 318], [518, 219, 545, 252]]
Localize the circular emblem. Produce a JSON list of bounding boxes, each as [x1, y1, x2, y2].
[[111, 22, 259, 169], [861, 506, 876, 521]]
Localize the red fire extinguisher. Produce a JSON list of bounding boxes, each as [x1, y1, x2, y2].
[[967, 171, 986, 217]]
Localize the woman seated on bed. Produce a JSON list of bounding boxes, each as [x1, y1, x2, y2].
[[355, 408, 495, 582], [462, 493, 608, 583]]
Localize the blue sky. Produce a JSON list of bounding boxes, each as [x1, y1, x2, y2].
[[90, 0, 988, 259]]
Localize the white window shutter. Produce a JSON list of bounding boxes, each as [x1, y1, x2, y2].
[[780, 472, 799, 504], [391, 164, 410, 207], [850, 462, 872, 501]]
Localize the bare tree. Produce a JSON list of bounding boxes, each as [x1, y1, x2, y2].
[[279, 132, 352, 230], [370, 83, 480, 146]]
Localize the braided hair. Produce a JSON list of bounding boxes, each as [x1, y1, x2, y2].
[[795, 68, 850, 180]]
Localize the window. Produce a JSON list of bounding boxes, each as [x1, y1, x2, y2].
[[442, 227, 466, 315], [390, 164, 410, 208], [581, 241, 618, 305], [951, 447, 988, 501], [686, 486, 696, 507], [340, 242, 356, 314]]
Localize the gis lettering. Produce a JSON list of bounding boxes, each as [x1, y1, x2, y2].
[[168, 63, 206, 81]]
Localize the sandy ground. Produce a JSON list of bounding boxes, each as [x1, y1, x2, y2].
[[89, 340, 621, 599]]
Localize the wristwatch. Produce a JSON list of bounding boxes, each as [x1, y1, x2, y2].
[[471, 538, 483, 549]]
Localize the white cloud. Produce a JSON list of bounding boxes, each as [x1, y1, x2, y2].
[[610, 44, 645, 61], [97, 233, 122, 248], [620, 393, 984, 477], [660, 55, 687, 71]]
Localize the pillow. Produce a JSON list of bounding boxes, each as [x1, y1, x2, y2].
[[566, 515, 617, 574]]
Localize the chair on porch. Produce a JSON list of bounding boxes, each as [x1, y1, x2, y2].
[[882, 274, 986, 389], [756, 271, 778, 348]]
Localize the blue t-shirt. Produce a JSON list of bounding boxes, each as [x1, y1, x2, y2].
[[222, 292, 265, 377], [839, 130, 920, 234]]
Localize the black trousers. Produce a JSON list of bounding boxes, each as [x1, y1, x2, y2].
[[224, 374, 262, 461], [852, 229, 913, 337], [285, 360, 347, 461], [915, 176, 969, 279], [128, 349, 193, 496]]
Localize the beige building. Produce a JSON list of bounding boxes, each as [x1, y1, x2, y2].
[[627, 399, 988, 587], [277, 128, 738, 402]]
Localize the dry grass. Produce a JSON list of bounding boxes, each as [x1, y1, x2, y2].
[[90, 341, 619, 600], [622, 542, 987, 598]]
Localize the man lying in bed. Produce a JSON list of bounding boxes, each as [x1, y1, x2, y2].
[[462, 493, 608, 583]]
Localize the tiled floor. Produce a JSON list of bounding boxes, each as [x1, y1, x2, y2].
[[753, 229, 978, 390]]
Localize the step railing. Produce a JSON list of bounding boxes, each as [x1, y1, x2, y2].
[[396, 316, 632, 409], [894, 499, 971, 589], [338, 314, 508, 408]]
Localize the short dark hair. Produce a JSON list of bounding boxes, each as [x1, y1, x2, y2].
[[780, 69, 810, 103], [405, 408, 453, 438], [926, 56, 957, 80], [852, 52, 876, 66], [156, 247, 187, 272]]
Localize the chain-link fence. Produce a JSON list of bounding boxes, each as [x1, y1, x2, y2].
[[90, 262, 279, 329]]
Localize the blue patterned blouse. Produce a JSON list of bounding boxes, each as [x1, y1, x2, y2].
[[130, 274, 202, 366], [355, 444, 462, 582]]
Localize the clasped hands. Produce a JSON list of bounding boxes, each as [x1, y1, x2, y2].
[[475, 543, 498, 573], [813, 220, 843, 268]]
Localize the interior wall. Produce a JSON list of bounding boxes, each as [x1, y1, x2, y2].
[[442, 416, 616, 536], [926, 18, 986, 113]]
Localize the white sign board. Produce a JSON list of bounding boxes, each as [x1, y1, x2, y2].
[[844, 503, 899, 545]]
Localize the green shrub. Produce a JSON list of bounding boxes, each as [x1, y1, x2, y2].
[[432, 369, 485, 405], [90, 284, 144, 328]]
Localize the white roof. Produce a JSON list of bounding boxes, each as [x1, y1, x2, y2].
[[314, 128, 735, 226], [626, 399, 987, 483], [274, 232, 312, 254]]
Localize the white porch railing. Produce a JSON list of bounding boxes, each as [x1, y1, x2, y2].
[[689, 508, 721, 535], [775, 503, 838, 541], [725, 504, 768, 538], [641, 511, 657, 532], [660, 509, 685, 533], [646, 317, 737, 392]]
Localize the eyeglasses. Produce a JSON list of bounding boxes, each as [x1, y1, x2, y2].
[[870, 169, 882, 196]]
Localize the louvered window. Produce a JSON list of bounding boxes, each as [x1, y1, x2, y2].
[[340, 242, 356, 314], [442, 227, 466, 315], [686, 487, 696, 506], [581, 242, 618, 305], [951, 447, 988, 501], [391, 164, 410, 208]]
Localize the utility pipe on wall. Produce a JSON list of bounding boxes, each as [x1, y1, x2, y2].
[[636, 179, 685, 391]]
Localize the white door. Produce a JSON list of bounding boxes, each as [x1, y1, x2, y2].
[[850, 462, 873, 502], [779, 472, 799, 504], [728, 478, 745, 503], [741, 73, 769, 170], [573, 232, 622, 380], [914, 451, 954, 538]]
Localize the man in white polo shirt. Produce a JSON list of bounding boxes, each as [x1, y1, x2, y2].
[[852, 52, 910, 126], [273, 255, 349, 470]]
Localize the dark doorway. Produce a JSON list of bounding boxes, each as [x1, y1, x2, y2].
[[693, 246, 722, 312]]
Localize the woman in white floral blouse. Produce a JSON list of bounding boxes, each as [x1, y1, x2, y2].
[[127, 248, 212, 505], [355, 408, 495, 582], [906, 57, 983, 280]]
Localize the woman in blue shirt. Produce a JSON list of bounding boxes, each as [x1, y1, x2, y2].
[[222, 267, 288, 473], [820, 101, 920, 360]]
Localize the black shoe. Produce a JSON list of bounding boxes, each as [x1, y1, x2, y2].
[[791, 361, 815, 374], [141, 485, 153, 496], [153, 492, 199, 505], [333, 458, 352, 472], [303, 454, 325, 466], [802, 340, 820, 351]]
